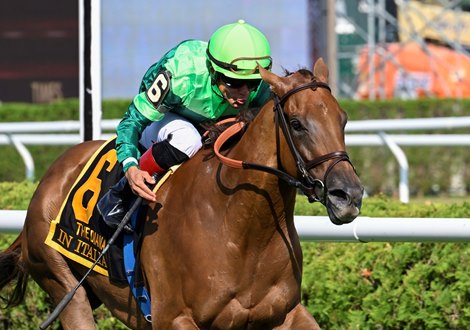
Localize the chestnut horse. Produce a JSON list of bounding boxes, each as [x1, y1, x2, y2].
[[0, 59, 362, 329]]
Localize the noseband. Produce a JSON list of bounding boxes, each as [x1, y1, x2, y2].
[[213, 81, 352, 204]]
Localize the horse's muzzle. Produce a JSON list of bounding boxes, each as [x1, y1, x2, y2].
[[325, 184, 364, 225]]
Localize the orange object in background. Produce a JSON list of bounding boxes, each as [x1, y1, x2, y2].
[[356, 42, 470, 99]]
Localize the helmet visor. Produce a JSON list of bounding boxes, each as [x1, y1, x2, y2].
[[207, 48, 272, 76]]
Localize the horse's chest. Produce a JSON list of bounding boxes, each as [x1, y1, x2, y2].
[[199, 278, 298, 329], [200, 239, 301, 327]]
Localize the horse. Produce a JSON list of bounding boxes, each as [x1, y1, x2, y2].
[[0, 58, 363, 329]]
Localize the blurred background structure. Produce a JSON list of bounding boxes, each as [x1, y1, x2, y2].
[[2, 0, 470, 103], [0, 0, 468, 199], [0, 1, 78, 103]]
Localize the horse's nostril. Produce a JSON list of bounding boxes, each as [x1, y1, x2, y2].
[[328, 189, 349, 203], [328, 186, 364, 206]]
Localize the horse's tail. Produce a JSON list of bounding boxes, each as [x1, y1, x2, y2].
[[0, 231, 29, 307]]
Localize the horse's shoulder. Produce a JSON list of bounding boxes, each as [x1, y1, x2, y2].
[[72, 139, 108, 156], [45, 140, 106, 175]]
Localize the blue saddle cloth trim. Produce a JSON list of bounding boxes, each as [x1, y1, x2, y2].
[[123, 207, 152, 323]]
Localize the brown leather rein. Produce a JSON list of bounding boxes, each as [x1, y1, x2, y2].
[[213, 81, 352, 203]]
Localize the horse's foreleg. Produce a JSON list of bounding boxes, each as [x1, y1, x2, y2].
[[274, 304, 321, 330]]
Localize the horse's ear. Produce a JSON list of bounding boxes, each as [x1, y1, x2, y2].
[[259, 65, 289, 95], [313, 57, 329, 83]]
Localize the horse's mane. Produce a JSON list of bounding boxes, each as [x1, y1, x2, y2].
[[201, 107, 259, 150], [282, 67, 315, 80]]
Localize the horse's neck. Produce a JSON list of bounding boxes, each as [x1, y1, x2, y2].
[[216, 105, 298, 242]]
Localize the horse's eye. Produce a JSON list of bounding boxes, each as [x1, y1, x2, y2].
[[290, 118, 304, 131]]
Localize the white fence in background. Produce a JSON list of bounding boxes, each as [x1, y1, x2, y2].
[[1, 210, 469, 242], [1, 117, 470, 203]]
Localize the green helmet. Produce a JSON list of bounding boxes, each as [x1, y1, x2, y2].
[[207, 20, 272, 80]]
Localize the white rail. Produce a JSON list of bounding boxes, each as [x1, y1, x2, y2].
[[1, 210, 469, 242], [0, 116, 469, 133], [1, 133, 469, 146], [0, 120, 119, 133], [295, 216, 470, 242], [0, 211, 27, 233], [345, 116, 470, 131], [0, 117, 469, 203]]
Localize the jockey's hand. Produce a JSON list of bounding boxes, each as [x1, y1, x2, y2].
[[125, 166, 157, 202]]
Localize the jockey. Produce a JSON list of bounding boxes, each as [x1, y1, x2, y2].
[[98, 20, 273, 229]]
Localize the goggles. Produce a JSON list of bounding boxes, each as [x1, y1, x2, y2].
[[217, 73, 261, 91], [207, 48, 272, 75]]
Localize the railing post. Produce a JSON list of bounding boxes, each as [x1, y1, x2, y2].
[[378, 131, 409, 203], [7, 135, 35, 181]]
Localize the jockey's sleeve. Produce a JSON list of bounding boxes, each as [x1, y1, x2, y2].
[[115, 68, 175, 173], [115, 104, 153, 172]]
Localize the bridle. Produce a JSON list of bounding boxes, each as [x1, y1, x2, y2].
[[213, 80, 352, 204]]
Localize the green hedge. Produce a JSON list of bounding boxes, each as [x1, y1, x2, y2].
[[0, 182, 469, 329], [0, 98, 468, 194], [339, 98, 470, 120], [0, 98, 129, 121], [2, 98, 469, 122], [302, 241, 470, 329]]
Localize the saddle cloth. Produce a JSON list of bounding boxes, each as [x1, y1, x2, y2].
[[44, 137, 184, 322], [45, 137, 126, 279]]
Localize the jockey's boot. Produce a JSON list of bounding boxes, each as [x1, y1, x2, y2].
[[97, 176, 134, 233], [98, 140, 189, 233]]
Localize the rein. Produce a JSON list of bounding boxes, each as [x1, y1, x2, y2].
[[213, 81, 351, 203]]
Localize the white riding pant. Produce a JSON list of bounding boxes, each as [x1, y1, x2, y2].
[[139, 112, 203, 158]]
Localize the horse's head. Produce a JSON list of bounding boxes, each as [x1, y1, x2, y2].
[[259, 58, 363, 225]]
